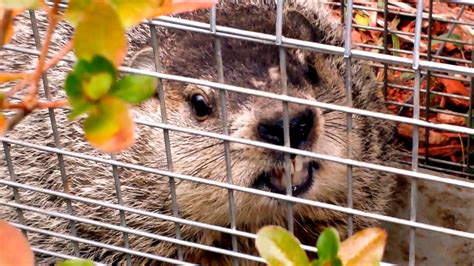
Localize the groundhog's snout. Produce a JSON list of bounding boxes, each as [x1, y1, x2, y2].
[[251, 108, 319, 196], [256, 108, 315, 149]]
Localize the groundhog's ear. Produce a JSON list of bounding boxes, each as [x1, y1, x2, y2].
[[283, 9, 325, 43], [129, 47, 156, 71], [283, 9, 328, 86]]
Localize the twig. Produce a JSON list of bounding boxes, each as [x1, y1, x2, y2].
[[3, 102, 26, 109], [43, 40, 73, 71], [0, 10, 14, 46], [3, 0, 63, 131], [6, 78, 30, 97], [6, 109, 31, 131], [4, 40, 71, 98], [4, 99, 68, 109], [24, 0, 62, 109], [37, 99, 68, 109]]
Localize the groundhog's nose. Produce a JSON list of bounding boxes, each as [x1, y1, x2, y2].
[[257, 108, 314, 149]]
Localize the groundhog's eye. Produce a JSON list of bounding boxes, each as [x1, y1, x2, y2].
[[191, 94, 212, 120]]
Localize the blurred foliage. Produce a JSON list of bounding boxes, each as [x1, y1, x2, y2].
[[0, 0, 215, 153], [256, 226, 387, 266]]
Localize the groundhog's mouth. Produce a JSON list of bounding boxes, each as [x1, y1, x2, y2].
[[251, 156, 319, 197]]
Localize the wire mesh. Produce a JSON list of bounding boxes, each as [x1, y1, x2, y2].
[[0, 1, 473, 265]]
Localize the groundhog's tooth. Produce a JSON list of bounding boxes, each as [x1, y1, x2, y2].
[[291, 156, 305, 185], [290, 159, 295, 174], [295, 156, 303, 172]]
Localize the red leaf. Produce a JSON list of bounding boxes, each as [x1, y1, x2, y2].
[[0, 220, 34, 266], [439, 78, 469, 107], [436, 113, 465, 126], [0, 113, 6, 136], [418, 144, 463, 157], [400, 21, 415, 33], [440, 78, 469, 96]]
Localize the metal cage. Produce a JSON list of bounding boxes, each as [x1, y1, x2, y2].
[[0, 0, 473, 265]]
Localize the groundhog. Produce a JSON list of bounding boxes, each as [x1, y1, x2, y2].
[[0, 0, 400, 265]]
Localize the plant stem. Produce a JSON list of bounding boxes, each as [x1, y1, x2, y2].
[[5, 40, 71, 98], [43, 40, 73, 71], [37, 99, 69, 109], [6, 78, 29, 97], [7, 110, 31, 131], [25, 0, 62, 109]]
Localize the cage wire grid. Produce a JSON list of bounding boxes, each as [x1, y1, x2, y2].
[[0, 0, 473, 265]]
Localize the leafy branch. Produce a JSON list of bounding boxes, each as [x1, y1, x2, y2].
[[256, 226, 387, 266], [0, 0, 216, 152]]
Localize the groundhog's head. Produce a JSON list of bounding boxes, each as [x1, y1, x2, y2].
[[128, 2, 392, 233]]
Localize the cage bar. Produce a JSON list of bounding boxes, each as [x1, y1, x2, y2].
[[28, 9, 80, 256], [1, 1, 473, 264]]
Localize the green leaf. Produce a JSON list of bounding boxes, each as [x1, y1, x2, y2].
[[316, 227, 340, 262], [109, 0, 163, 28], [332, 258, 343, 266], [255, 226, 310, 266], [464, 115, 474, 128], [65, 56, 117, 103], [377, 0, 384, 9], [400, 72, 414, 80], [354, 13, 369, 26], [391, 34, 400, 50], [84, 96, 134, 153], [111, 75, 156, 104], [432, 33, 462, 49], [65, 56, 118, 119], [1, 0, 41, 8], [73, 1, 127, 66], [109, 0, 217, 28], [388, 17, 400, 29], [85, 109, 119, 142], [88, 56, 118, 79], [387, 17, 401, 57], [64, 73, 83, 105], [71, 56, 117, 80], [57, 259, 95, 266], [64, 0, 92, 26], [84, 72, 113, 101], [309, 258, 342, 266], [68, 101, 95, 120]]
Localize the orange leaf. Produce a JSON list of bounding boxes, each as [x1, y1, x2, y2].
[[351, 30, 362, 43], [151, 0, 217, 17], [443, 42, 457, 52], [436, 113, 465, 126], [400, 21, 415, 33], [0, 113, 6, 136], [338, 227, 387, 266], [0, 72, 28, 83], [398, 124, 448, 146], [0, 220, 34, 266], [440, 78, 469, 96], [439, 78, 469, 107], [0, 8, 24, 46], [418, 144, 463, 157]]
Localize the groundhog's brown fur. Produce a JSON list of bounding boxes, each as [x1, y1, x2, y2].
[[0, 1, 398, 264]]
